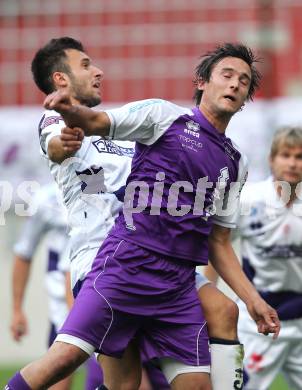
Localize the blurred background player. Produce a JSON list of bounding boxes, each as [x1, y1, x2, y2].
[[10, 182, 102, 390], [10, 183, 72, 390], [205, 126, 302, 389], [237, 126, 302, 390]]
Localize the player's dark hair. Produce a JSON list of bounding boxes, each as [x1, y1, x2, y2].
[[193, 43, 261, 105], [31, 37, 85, 94]]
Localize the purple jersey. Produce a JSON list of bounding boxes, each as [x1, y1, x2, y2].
[[105, 99, 248, 264]]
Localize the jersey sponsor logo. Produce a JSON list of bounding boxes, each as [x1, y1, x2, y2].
[[178, 134, 203, 152], [41, 115, 63, 130], [184, 120, 201, 138], [92, 139, 134, 157]]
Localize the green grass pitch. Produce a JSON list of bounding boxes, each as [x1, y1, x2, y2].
[[0, 365, 290, 389]]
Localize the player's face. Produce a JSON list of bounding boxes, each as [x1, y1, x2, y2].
[[198, 57, 251, 116], [270, 144, 302, 185], [65, 49, 103, 107]]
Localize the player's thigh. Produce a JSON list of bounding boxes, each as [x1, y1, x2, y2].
[[241, 331, 287, 390], [99, 339, 142, 390]]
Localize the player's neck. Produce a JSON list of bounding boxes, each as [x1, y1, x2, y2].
[[198, 103, 231, 134]]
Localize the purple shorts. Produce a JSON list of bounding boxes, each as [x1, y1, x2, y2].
[[59, 235, 210, 366]]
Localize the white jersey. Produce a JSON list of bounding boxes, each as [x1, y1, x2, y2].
[[237, 177, 302, 320], [39, 110, 134, 286], [237, 177, 302, 388], [14, 183, 69, 330], [238, 177, 302, 292]]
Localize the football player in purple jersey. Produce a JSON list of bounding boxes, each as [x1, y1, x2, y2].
[[6, 42, 280, 390]]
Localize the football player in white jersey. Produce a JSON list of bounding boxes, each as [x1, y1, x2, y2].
[[205, 126, 302, 389], [10, 183, 71, 390], [10, 183, 103, 390], [236, 126, 302, 390], [32, 36, 156, 390]]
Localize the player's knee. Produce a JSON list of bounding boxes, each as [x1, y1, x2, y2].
[[220, 296, 239, 329], [206, 295, 239, 338], [51, 352, 76, 375], [171, 373, 211, 390], [49, 342, 88, 377]]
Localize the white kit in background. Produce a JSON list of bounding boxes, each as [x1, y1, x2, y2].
[[14, 183, 69, 332], [236, 177, 302, 390]]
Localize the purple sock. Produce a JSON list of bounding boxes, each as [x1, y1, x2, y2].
[[6, 372, 31, 390]]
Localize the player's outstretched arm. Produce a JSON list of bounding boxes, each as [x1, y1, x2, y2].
[[44, 90, 111, 137], [208, 224, 280, 339]]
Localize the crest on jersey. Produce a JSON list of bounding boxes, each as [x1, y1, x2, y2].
[[184, 121, 201, 138], [186, 120, 200, 132]]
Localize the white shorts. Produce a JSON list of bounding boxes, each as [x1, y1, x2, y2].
[[159, 357, 210, 384], [69, 246, 101, 290], [238, 300, 302, 390], [195, 271, 210, 290], [46, 271, 69, 330]]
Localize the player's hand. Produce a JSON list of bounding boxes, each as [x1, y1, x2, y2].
[[44, 90, 73, 113], [246, 298, 280, 339], [10, 311, 28, 342], [60, 127, 84, 152]]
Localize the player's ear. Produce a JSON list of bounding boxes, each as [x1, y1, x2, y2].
[[196, 78, 206, 91], [52, 72, 69, 89]]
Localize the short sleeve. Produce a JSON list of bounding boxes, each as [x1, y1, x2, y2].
[[105, 99, 191, 145], [38, 111, 65, 155]]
